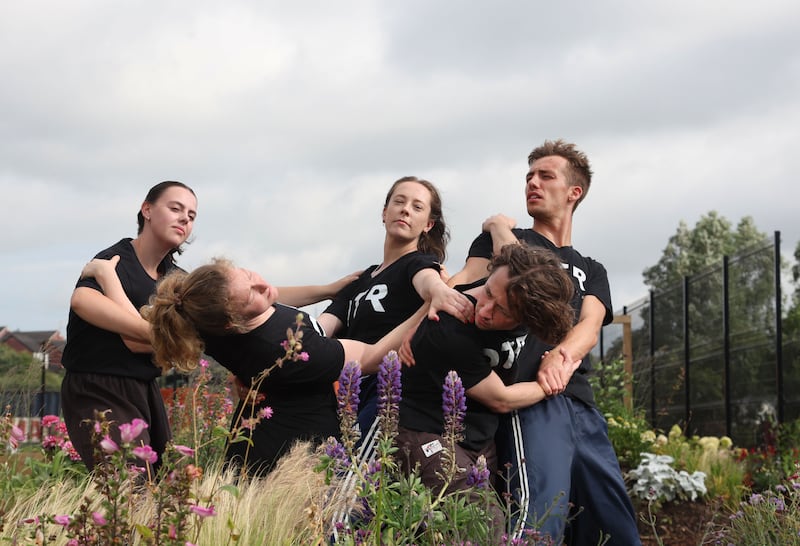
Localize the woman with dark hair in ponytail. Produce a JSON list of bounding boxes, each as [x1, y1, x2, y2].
[[315, 176, 473, 459], [61, 181, 197, 470]]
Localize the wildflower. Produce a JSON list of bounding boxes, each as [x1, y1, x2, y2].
[[240, 418, 259, 431], [376, 351, 402, 440], [749, 493, 763, 505], [9, 424, 25, 449], [199, 358, 209, 368], [337, 361, 362, 449], [442, 370, 466, 443], [42, 414, 61, 427], [258, 406, 273, 420], [54, 514, 71, 527], [465, 455, 491, 489], [190, 504, 216, 518], [133, 445, 158, 465], [323, 437, 350, 472], [62, 440, 82, 461], [174, 444, 195, 457], [119, 418, 148, 444], [42, 435, 61, 449], [185, 464, 203, 480], [92, 512, 107, 525], [99, 435, 119, 453]]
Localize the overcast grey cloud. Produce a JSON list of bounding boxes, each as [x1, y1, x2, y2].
[[1, 1, 799, 332]]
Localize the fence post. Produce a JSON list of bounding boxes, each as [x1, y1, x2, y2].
[[684, 275, 691, 434], [649, 289, 656, 428], [723, 255, 732, 439], [775, 230, 784, 424], [612, 314, 633, 411]]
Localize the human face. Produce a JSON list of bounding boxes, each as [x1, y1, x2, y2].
[[525, 155, 581, 220], [141, 186, 197, 248], [473, 266, 519, 331], [382, 181, 435, 244], [227, 267, 278, 320]]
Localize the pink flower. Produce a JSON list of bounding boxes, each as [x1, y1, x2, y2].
[[133, 445, 158, 465], [169, 524, 177, 539], [199, 358, 209, 368], [91, 512, 107, 526], [68, 540, 79, 546], [9, 425, 25, 449], [62, 441, 82, 461], [99, 435, 119, 454], [240, 418, 258, 431], [258, 406, 273, 420], [54, 514, 71, 527], [42, 435, 60, 449], [119, 418, 148, 444], [174, 444, 195, 457], [42, 415, 61, 427], [189, 504, 216, 518]]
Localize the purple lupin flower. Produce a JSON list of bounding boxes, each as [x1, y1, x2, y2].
[[442, 370, 466, 444], [465, 454, 491, 489], [323, 437, 351, 473], [376, 351, 402, 441], [337, 361, 362, 450]]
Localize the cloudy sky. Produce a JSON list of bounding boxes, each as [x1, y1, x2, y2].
[[2, 1, 799, 333]]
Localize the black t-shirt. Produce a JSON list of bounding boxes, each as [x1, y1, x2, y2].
[[202, 304, 345, 474], [399, 287, 527, 451], [468, 229, 612, 407], [61, 238, 174, 381], [323, 251, 439, 343]]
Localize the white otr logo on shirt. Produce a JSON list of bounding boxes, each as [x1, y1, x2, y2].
[[484, 334, 527, 371], [351, 284, 389, 317]]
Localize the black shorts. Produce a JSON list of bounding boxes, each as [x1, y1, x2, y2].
[[61, 372, 171, 471]]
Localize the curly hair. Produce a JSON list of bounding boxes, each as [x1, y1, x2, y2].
[[528, 139, 593, 211], [384, 176, 450, 262], [489, 244, 575, 345], [142, 259, 242, 373]]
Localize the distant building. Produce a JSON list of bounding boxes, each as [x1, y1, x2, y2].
[[0, 328, 65, 369]]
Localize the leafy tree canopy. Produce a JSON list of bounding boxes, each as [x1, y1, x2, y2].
[[642, 211, 769, 291]]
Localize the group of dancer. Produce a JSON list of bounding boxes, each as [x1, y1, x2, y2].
[[60, 140, 642, 544]]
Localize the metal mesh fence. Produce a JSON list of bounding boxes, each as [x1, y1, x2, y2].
[[601, 235, 794, 448]]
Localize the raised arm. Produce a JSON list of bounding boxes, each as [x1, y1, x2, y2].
[[481, 214, 519, 256], [338, 305, 429, 374]]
